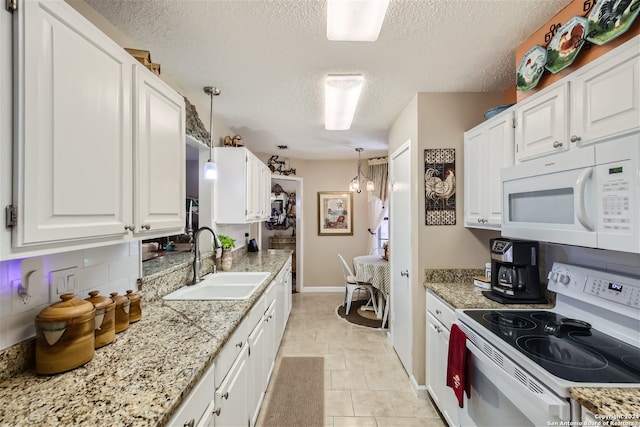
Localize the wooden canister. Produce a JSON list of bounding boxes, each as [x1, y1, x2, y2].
[[35, 293, 95, 375], [125, 289, 142, 323], [110, 292, 130, 333], [85, 291, 116, 348]]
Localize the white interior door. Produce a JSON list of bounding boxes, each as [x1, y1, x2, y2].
[[390, 141, 412, 373]]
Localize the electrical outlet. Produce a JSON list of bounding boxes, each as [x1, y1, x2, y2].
[[49, 267, 79, 301]]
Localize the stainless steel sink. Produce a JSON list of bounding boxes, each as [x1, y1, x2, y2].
[[162, 272, 270, 300]]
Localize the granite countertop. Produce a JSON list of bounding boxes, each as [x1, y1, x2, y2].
[[0, 249, 292, 426], [423, 269, 640, 421]]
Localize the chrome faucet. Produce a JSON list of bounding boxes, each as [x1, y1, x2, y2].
[[192, 226, 221, 285]]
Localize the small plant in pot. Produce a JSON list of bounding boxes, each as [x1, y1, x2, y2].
[[217, 235, 236, 271]]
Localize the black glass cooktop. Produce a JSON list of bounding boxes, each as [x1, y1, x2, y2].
[[463, 310, 640, 383]]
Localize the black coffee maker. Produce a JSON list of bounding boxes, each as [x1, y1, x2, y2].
[[483, 238, 546, 304]]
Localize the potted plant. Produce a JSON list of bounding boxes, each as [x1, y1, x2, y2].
[[217, 235, 236, 271]]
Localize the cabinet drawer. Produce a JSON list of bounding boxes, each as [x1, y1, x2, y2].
[[214, 318, 248, 388], [426, 291, 456, 330], [166, 359, 216, 427]]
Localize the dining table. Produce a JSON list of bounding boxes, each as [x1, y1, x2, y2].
[[353, 255, 390, 321]]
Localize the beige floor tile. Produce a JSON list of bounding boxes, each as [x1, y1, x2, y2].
[[331, 370, 368, 390], [333, 416, 377, 427], [261, 293, 447, 427], [364, 369, 410, 391], [376, 416, 446, 427], [388, 390, 441, 418], [350, 390, 394, 417], [325, 390, 354, 416]]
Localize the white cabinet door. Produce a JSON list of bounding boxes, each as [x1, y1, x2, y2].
[[133, 65, 186, 236], [248, 313, 266, 427], [13, 0, 133, 246], [571, 37, 640, 146], [214, 343, 249, 427], [264, 299, 277, 383], [514, 83, 569, 163], [214, 147, 270, 224], [463, 128, 486, 226], [426, 314, 456, 427], [464, 111, 514, 229]]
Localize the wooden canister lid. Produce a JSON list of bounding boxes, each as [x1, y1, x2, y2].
[[36, 293, 95, 322], [85, 291, 115, 311]]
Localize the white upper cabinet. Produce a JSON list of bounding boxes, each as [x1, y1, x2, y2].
[[464, 110, 514, 229], [13, 0, 133, 246], [8, 0, 185, 254], [571, 37, 640, 147], [514, 35, 639, 164], [514, 83, 569, 163], [133, 65, 186, 236], [214, 147, 271, 224]]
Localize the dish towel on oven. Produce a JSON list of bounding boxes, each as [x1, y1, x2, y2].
[[446, 323, 472, 408]]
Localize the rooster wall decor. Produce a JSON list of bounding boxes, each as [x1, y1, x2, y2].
[[424, 148, 456, 226]]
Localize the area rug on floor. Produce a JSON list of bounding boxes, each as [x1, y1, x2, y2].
[[336, 300, 387, 329], [261, 357, 324, 427]]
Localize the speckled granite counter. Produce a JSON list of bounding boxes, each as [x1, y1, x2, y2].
[[424, 269, 640, 422], [423, 268, 555, 310], [0, 249, 292, 427], [571, 387, 640, 423]]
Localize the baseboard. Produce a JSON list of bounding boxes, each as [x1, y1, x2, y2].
[[410, 375, 429, 398], [301, 286, 344, 293]]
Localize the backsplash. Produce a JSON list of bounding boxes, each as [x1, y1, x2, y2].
[[0, 242, 140, 351]]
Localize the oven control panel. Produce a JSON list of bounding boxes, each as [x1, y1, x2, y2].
[[548, 263, 640, 312]]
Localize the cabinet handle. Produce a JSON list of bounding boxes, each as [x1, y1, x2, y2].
[[400, 270, 409, 277], [222, 391, 229, 400], [552, 141, 563, 148], [236, 342, 243, 348], [213, 407, 221, 416], [124, 224, 135, 231], [183, 419, 195, 427], [141, 223, 151, 230], [435, 309, 441, 315], [570, 135, 582, 143]]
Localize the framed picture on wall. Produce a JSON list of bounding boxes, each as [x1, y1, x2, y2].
[[318, 191, 353, 236]]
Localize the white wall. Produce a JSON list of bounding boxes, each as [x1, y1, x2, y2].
[[0, 243, 140, 350]]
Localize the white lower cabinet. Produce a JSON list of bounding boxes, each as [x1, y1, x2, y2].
[[426, 291, 457, 427], [166, 360, 217, 427], [214, 343, 249, 427]]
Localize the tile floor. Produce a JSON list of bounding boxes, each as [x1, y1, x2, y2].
[[257, 292, 448, 427]]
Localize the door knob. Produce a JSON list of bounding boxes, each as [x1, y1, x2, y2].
[[124, 224, 135, 231], [552, 141, 563, 148], [141, 223, 151, 230], [400, 270, 409, 277], [570, 135, 582, 143]]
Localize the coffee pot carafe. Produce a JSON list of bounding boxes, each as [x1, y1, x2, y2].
[[484, 238, 546, 304]]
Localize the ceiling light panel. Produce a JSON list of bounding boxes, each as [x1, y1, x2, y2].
[[324, 74, 365, 131], [327, 0, 390, 41]]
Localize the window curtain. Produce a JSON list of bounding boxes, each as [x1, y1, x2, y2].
[[366, 158, 389, 255]]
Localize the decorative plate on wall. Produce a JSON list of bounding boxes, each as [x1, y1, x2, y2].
[[516, 45, 547, 92], [587, 0, 640, 45], [546, 16, 587, 74]]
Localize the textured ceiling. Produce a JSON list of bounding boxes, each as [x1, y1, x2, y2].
[[85, 0, 571, 160]]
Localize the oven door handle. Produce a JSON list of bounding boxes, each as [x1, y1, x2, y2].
[[466, 339, 571, 421]]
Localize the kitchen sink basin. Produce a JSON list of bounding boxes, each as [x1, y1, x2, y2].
[[162, 272, 270, 300]]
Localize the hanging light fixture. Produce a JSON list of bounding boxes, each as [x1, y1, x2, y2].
[[203, 86, 221, 180], [349, 148, 374, 193]]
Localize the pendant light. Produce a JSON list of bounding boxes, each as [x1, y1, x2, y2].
[[203, 86, 221, 180], [349, 148, 374, 193]]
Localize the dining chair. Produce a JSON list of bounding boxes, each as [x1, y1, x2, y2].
[[337, 253, 378, 315]]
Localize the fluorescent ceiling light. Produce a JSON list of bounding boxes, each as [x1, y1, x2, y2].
[[324, 74, 365, 131], [327, 0, 390, 41]]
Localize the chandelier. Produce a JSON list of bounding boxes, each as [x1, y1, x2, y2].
[[349, 148, 374, 193]]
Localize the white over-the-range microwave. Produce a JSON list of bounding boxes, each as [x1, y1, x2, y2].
[[501, 133, 640, 253]]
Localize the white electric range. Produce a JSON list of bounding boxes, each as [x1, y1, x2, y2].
[[456, 262, 640, 426]]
